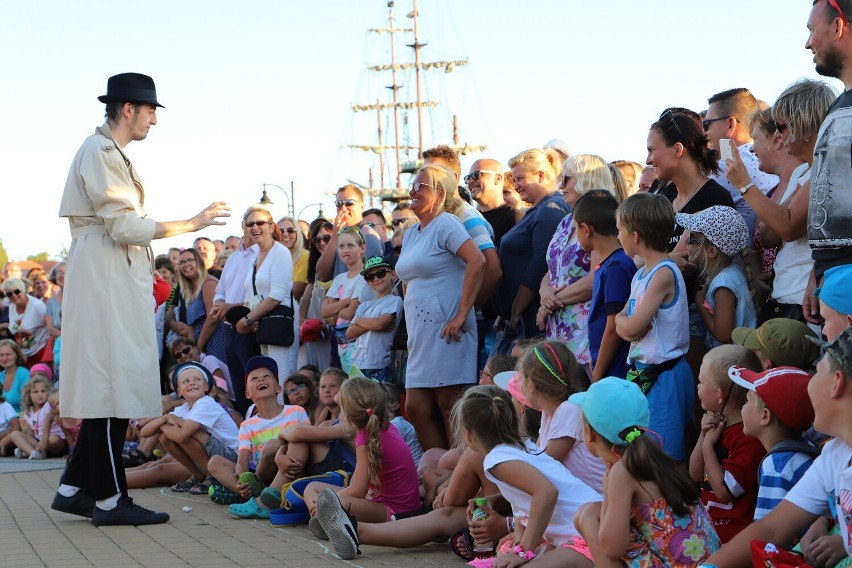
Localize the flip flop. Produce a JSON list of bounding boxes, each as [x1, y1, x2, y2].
[[450, 529, 476, 561]]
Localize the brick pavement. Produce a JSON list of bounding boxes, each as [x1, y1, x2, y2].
[[0, 460, 462, 568]]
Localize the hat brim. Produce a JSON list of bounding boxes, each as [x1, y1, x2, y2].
[[360, 263, 393, 276], [727, 366, 758, 391], [97, 95, 165, 108], [731, 327, 762, 350]]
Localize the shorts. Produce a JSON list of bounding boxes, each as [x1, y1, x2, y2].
[[645, 357, 694, 461], [375, 501, 422, 522], [204, 434, 238, 462], [361, 367, 392, 383], [307, 440, 355, 476]]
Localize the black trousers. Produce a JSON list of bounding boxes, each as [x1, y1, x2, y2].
[[225, 326, 260, 416], [60, 417, 128, 501]]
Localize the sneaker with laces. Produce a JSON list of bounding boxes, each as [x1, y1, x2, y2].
[[29, 449, 47, 460], [92, 496, 170, 526], [316, 488, 360, 559], [51, 490, 96, 518]]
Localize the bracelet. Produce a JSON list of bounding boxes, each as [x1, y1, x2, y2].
[[513, 545, 536, 560], [738, 182, 755, 195]]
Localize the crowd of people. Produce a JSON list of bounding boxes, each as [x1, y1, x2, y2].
[[1, 1, 852, 565]]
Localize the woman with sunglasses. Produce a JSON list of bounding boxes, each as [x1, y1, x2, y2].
[[298, 218, 335, 369], [495, 148, 571, 341], [236, 207, 299, 386], [277, 216, 308, 303], [395, 164, 485, 451], [1, 278, 49, 367], [725, 80, 837, 324], [165, 248, 228, 364]]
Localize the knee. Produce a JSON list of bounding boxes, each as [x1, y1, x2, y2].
[[260, 439, 282, 460]]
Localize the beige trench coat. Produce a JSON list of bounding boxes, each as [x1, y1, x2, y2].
[[58, 123, 160, 419]]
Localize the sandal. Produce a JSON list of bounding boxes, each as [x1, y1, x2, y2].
[[450, 529, 476, 561], [189, 478, 213, 495], [228, 499, 271, 519], [170, 478, 197, 493], [124, 449, 153, 468]]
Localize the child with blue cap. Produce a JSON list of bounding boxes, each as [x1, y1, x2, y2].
[[814, 264, 852, 340]]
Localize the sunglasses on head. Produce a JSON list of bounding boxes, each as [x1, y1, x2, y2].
[[662, 109, 686, 142], [313, 234, 332, 245], [245, 220, 270, 228], [829, 0, 848, 23], [173, 346, 192, 358], [338, 226, 363, 240], [4, 289, 21, 299], [364, 268, 391, 282], [463, 169, 501, 184], [335, 199, 358, 208]]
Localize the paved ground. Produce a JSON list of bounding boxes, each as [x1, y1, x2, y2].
[[0, 459, 461, 568]]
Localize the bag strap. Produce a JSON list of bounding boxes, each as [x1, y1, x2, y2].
[[765, 439, 821, 460], [253, 261, 295, 309]]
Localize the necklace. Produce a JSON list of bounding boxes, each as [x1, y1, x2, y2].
[[675, 177, 706, 212]]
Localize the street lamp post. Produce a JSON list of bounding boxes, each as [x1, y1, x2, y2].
[[297, 202, 326, 220], [258, 182, 295, 218]]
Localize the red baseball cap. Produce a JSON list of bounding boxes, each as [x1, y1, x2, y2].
[[727, 366, 815, 433]]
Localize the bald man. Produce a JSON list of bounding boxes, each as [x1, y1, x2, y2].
[[465, 159, 518, 246]]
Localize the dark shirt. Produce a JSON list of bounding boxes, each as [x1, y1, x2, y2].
[[589, 248, 637, 379], [668, 179, 735, 252], [482, 204, 518, 247]]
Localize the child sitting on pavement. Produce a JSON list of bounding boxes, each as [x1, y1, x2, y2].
[[141, 362, 239, 494], [7, 374, 66, 459]]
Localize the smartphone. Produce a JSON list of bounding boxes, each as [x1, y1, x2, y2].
[[719, 138, 735, 162]]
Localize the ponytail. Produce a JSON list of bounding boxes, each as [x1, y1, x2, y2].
[[364, 410, 383, 491], [619, 435, 698, 517]]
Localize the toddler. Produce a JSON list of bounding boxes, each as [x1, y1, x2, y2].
[[7, 374, 66, 459]]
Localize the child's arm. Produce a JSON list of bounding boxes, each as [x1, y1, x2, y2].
[[0, 417, 22, 439], [689, 429, 708, 483], [234, 448, 252, 476], [349, 313, 396, 333], [701, 419, 734, 503], [320, 296, 349, 319], [543, 436, 576, 464], [592, 314, 623, 382], [337, 298, 361, 322], [161, 417, 203, 444], [696, 286, 737, 344], [35, 410, 57, 451], [139, 415, 169, 438], [279, 422, 351, 443], [487, 460, 558, 554], [598, 461, 636, 562], [615, 267, 674, 341], [345, 321, 366, 339]]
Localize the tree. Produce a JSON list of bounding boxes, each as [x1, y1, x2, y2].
[[0, 240, 7, 271], [27, 252, 49, 262]]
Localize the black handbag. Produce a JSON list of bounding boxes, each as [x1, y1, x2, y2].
[[252, 263, 295, 347]]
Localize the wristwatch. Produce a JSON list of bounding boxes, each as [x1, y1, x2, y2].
[[738, 182, 755, 195], [244, 316, 254, 326]]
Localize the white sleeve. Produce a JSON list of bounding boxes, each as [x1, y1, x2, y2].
[[784, 442, 837, 516]]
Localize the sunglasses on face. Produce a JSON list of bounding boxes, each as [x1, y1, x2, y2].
[[335, 199, 358, 208], [178, 258, 196, 266], [173, 346, 192, 358], [391, 218, 412, 227], [245, 220, 270, 228], [558, 175, 573, 190], [313, 234, 332, 246], [392, 245, 402, 254], [4, 289, 22, 299], [364, 268, 391, 282], [408, 181, 433, 193], [463, 169, 501, 183], [776, 123, 788, 134], [702, 116, 730, 132], [280, 227, 297, 234], [284, 383, 307, 397]]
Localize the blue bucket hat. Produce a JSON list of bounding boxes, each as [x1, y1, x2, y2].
[[568, 377, 650, 445], [814, 264, 852, 316]]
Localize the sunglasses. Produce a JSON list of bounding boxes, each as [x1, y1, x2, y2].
[[702, 116, 730, 132], [284, 383, 307, 397], [662, 109, 686, 142], [558, 175, 573, 190], [177, 258, 196, 266], [335, 199, 358, 208], [4, 289, 22, 299], [686, 236, 705, 246], [408, 181, 433, 193], [338, 226, 363, 239], [364, 268, 391, 282], [776, 123, 788, 134], [392, 245, 402, 254], [392, 218, 413, 227], [313, 234, 332, 246], [280, 226, 297, 234], [463, 170, 501, 183], [829, 0, 847, 23], [173, 346, 192, 358], [245, 220, 270, 228]]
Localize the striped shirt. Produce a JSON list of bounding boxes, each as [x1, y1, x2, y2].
[[754, 447, 817, 520], [460, 203, 495, 251], [238, 405, 310, 466]]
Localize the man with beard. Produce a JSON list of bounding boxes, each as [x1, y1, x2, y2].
[[802, 0, 852, 324]]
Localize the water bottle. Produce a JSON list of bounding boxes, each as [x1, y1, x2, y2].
[[471, 497, 496, 558]]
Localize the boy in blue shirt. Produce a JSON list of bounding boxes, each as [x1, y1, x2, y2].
[[573, 190, 637, 381]]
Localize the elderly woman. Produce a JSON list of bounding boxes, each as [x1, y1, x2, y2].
[[726, 80, 837, 324], [0, 339, 30, 413], [236, 206, 298, 383], [395, 164, 485, 451], [538, 154, 618, 368], [2, 278, 49, 366], [495, 148, 570, 339], [165, 248, 228, 362], [277, 216, 308, 302]]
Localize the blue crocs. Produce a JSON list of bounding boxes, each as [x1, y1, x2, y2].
[[228, 499, 271, 519]]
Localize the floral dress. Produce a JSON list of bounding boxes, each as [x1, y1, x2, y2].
[[185, 293, 228, 363], [623, 497, 720, 568], [544, 214, 591, 364]]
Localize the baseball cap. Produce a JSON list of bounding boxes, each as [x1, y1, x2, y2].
[[732, 318, 820, 370], [360, 255, 392, 276], [808, 326, 852, 374], [493, 371, 534, 409], [569, 377, 649, 445], [244, 356, 279, 379], [814, 264, 852, 315], [675, 205, 749, 257], [727, 366, 815, 432]]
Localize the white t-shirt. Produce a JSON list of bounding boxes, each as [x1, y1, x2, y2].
[[538, 401, 606, 493], [172, 395, 239, 451], [0, 401, 18, 431], [351, 294, 403, 369], [484, 441, 601, 546], [327, 272, 373, 326], [771, 164, 813, 305], [785, 438, 852, 556]]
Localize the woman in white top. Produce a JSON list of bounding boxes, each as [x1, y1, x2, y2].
[[2, 278, 49, 366], [235, 206, 297, 386], [726, 80, 837, 324]]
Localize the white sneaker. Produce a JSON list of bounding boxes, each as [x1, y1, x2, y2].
[[13, 448, 26, 458], [30, 450, 47, 460]]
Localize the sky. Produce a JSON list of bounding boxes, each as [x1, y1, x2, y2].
[[0, 0, 839, 260]]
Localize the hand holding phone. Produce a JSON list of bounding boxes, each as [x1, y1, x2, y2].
[[719, 138, 735, 162]]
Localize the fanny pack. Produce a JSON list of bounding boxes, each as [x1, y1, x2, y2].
[[626, 356, 682, 394]]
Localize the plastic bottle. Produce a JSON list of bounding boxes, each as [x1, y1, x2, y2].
[[471, 497, 496, 558]]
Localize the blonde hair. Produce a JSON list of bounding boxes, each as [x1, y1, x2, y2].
[[277, 215, 305, 265], [566, 154, 615, 195], [339, 377, 388, 491], [453, 385, 524, 452], [772, 79, 837, 144], [508, 148, 562, 189], [417, 164, 463, 217], [175, 248, 208, 303], [21, 374, 51, 412], [702, 345, 762, 405]]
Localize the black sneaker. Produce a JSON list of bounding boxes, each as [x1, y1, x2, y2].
[[91, 496, 170, 526], [51, 490, 96, 519], [316, 488, 360, 560]]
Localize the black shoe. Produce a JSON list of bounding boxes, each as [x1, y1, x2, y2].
[[51, 490, 96, 519], [91, 496, 170, 526]]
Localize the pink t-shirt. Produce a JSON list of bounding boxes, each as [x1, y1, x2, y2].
[[355, 422, 421, 515]]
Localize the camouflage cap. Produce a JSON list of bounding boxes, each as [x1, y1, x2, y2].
[[808, 326, 852, 374]]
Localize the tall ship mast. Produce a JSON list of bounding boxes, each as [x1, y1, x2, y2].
[[346, 0, 486, 203]]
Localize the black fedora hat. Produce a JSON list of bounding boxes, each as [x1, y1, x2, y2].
[[98, 72, 165, 108]]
